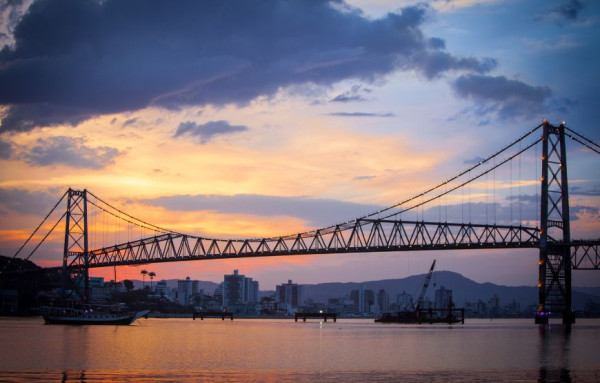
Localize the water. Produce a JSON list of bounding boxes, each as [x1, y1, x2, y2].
[[0, 317, 599, 382]]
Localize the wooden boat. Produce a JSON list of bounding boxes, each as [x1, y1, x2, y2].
[[42, 306, 149, 325]]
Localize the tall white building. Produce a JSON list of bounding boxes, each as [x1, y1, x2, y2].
[[177, 276, 199, 306]]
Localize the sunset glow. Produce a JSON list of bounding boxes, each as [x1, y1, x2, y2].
[[1, 0, 598, 289]]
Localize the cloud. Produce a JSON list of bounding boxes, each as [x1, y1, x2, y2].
[[328, 112, 395, 117], [571, 185, 600, 196], [451, 74, 552, 120], [19, 136, 121, 169], [463, 156, 486, 165], [0, 0, 494, 131], [0, 138, 12, 159], [142, 194, 384, 228], [353, 175, 375, 181], [414, 52, 497, 80], [550, 0, 586, 22], [123, 118, 138, 127], [173, 120, 248, 144], [330, 84, 371, 103], [0, 0, 29, 44], [535, 0, 590, 26], [0, 188, 59, 216]]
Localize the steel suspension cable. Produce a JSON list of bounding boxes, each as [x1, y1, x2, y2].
[[565, 131, 600, 155], [270, 123, 543, 240], [87, 191, 175, 233], [565, 127, 600, 149], [87, 199, 165, 234], [6, 190, 67, 262], [23, 211, 67, 262], [381, 137, 542, 220]]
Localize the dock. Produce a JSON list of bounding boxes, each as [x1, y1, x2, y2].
[[294, 312, 337, 322], [193, 311, 234, 320]]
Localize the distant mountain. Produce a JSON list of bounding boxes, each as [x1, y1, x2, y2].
[[0, 255, 41, 272], [283, 271, 600, 311]]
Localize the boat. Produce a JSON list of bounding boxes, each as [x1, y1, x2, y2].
[[375, 259, 464, 324], [42, 306, 149, 325], [375, 308, 464, 324]]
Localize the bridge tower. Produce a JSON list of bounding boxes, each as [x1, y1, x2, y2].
[[61, 188, 90, 303], [536, 120, 574, 325]]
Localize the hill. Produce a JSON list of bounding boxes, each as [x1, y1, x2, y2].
[[279, 271, 600, 311]]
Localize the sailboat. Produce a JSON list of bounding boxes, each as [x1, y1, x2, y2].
[[43, 266, 148, 325]]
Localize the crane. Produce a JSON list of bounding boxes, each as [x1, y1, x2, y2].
[[413, 259, 436, 312]]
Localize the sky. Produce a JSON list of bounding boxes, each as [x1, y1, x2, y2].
[[0, 0, 599, 291]]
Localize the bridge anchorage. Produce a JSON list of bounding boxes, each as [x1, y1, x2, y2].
[[9, 121, 599, 325]]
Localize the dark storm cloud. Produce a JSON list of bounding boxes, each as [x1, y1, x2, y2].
[[0, 188, 59, 216], [452, 75, 552, 120], [174, 120, 248, 144], [142, 194, 384, 227], [20, 136, 121, 168], [0, 0, 495, 131]]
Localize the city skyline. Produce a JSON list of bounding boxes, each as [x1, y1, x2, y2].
[[1, 0, 599, 289]]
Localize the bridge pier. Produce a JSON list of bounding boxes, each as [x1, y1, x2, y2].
[[538, 120, 574, 326]]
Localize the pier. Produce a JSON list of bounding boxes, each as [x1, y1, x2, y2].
[[193, 311, 234, 320], [294, 312, 337, 322]]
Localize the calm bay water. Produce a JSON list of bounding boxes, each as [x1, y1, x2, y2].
[[0, 317, 599, 382]]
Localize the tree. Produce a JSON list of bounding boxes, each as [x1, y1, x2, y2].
[[149, 271, 156, 290], [140, 269, 148, 289]]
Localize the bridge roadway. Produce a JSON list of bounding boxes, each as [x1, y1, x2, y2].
[[64, 219, 549, 268], [50, 218, 599, 271]]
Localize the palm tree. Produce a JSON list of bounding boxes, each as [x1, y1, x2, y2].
[[140, 269, 148, 289], [149, 271, 156, 290]]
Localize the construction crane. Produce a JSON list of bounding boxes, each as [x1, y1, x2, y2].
[[413, 259, 436, 312]]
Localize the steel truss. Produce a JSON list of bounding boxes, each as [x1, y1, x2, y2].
[[62, 189, 90, 302], [570, 241, 600, 270], [74, 220, 542, 267]]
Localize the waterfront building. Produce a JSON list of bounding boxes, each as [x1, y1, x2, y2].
[[377, 289, 389, 312], [488, 293, 500, 317], [350, 287, 375, 314], [177, 276, 199, 306], [155, 280, 170, 300], [222, 269, 259, 308], [275, 280, 304, 309], [396, 291, 412, 311], [434, 285, 453, 310]]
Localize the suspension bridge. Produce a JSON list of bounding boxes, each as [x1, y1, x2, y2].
[[2, 120, 599, 324]]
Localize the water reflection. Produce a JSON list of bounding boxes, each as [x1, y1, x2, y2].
[[537, 324, 572, 382], [0, 318, 598, 382]]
